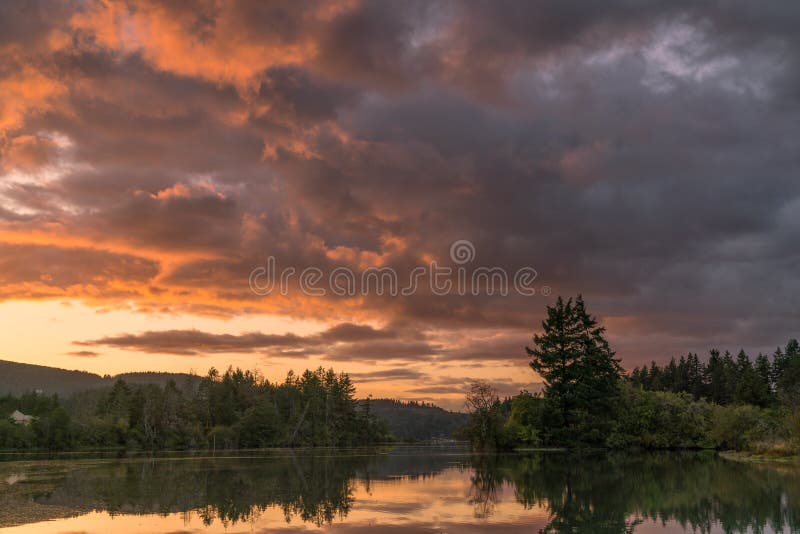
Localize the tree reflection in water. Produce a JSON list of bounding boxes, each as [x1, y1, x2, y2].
[[35, 450, 374, 527], [468, 451, 800, 533], [18, 448, 800, 532]]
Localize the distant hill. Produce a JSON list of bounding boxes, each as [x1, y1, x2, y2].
[[0, 359, 197, 397], [369, 399, 468, 441], [0, 360, 468, 442]]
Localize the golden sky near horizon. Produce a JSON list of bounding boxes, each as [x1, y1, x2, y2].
[[1, 1, 799, 408]]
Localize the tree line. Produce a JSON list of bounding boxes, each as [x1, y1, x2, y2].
[[0, 367, 390, 451], [629, 341, 800, 407], [464, 295, 800, 453]]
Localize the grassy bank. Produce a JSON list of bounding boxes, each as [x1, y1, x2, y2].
[[720, 449, 800, 464]]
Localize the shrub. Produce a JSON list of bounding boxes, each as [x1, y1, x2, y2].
[[710, 404, 774, 450]]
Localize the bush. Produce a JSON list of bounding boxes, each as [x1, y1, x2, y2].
[[608, 385, 715, 449], [710, 405, 780, 451], [785, 410, 800, 450], [504, 392, 543, 447], [0, 418, 34, 449]]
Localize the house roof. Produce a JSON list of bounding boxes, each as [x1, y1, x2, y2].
[[10, 410, 34, 422]]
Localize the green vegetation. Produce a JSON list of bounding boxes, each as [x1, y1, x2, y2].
[[527, 295, 622, 445], [0, 367, 390, 450], [464, 295, 800, 454], [630, 340, 800, 408], [6, 295, 798, 454]]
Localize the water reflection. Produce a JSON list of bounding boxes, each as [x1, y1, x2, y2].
[[469, 451, 800, 534], [0, 447, 798, 533]]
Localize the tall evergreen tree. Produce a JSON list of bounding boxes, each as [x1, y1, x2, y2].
[[733, 350, 762, 406], [754, 353, 775, 407], [704, 350, 733, 404], [771, 347, 786, 388], [686, 353, 704, 400], [526, 295, 622, 444], [777, 339, 800, 408]]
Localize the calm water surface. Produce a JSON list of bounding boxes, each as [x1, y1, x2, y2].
[[0, 446, 798, 533]]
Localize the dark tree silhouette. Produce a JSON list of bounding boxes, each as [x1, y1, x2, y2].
[[526, 295, 622, 445]]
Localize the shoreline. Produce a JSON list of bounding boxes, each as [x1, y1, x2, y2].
[[719, 451, 800, 465]]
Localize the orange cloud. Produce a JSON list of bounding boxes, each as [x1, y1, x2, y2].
[[0, 134, 58, 172], [68, 1, 330, 91], [0, 65, 65, 136]]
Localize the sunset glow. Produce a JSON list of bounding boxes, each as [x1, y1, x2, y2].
[[1, 1, 799, 409]]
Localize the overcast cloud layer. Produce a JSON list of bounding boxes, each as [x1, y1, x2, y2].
[[1, 1, 799, 400]]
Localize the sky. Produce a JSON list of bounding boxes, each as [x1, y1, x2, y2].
[[1, 1, 799, 409]]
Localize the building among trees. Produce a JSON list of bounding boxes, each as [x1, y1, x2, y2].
[[9, 410, 34, 425]]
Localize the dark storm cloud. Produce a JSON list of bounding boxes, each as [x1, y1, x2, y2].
[[348, 368, 428, 382], [76, 323, 398, 356], [65, 350, 100, 358], [324, 340, 444, 362], [406, 385, 465, 395], [406, 375, 539, 397], [76, 329, 309, 356], [317, 322, 397, 342], [2, 0, 800, 370]]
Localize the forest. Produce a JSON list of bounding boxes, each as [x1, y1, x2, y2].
[[464, 296, 800, 454], [0, 367, 390, 450], [4, 296, 800, 454], [629, 342, 800, 407]]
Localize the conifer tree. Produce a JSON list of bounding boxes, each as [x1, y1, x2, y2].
[[526, 295, 622, 444], [777, 339, 800, 408]]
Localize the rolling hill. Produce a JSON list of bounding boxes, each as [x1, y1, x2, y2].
[[0, 360, 469, 441], [369, 399, 469, 441], [0, 359, 198, 396]]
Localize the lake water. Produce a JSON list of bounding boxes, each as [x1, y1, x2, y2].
[[0, 446, 797, 533]]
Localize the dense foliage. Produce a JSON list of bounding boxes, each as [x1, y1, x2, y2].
[[526, 295, 623, 445], [630, 340, 800, 408], [0, 367, 390, 451], [464, 296, 800, 453]]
